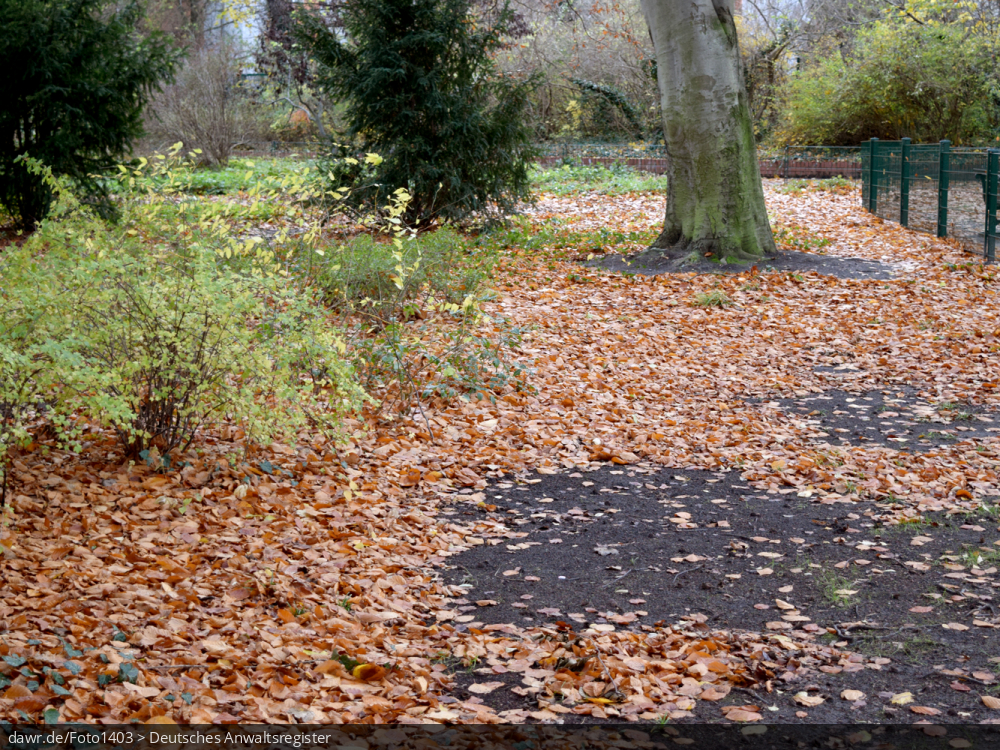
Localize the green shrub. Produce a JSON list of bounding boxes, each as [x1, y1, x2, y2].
[[306, 224, 520, 420], [0, 258, 80, 471], [314, 227, 494, 324], [1, 165, 364, 460], [776, 21, 997, 146]]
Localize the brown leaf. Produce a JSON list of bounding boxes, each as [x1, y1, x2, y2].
[[726, 709, 762, 722], [467, 682, 504, 694], [352, 664, 387, 682], [3, 685, 32, 700], [793, 691, 825, 707]]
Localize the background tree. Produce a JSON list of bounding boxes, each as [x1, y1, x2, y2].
[[641, 0, 775, 262], [146, 39, 271, 166], [256, 0, 335, 140], [294, 0, 537, 226], [0, 0, 178, 228]]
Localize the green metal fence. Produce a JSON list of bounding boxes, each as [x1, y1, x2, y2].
[[861, 138, 1000, 261]]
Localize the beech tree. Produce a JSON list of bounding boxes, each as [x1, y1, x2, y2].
[[641, 0, 775, 262]]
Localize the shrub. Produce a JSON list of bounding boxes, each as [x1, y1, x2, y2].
[[0, 0, 178, 228], [0, 257, 79, 491], [775, 21, 997, 145], [1, 164, 364, 460], [146, 40, 271, 166], [294, 0, 538, 226], [314, 227, 494, 324], [304, 222, 523, 420]]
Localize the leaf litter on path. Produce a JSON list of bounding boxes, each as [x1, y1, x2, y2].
[[2, 181, 999, 724]]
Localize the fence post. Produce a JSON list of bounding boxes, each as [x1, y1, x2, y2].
[[986, 149, 999, 263], [937, 140, 950, 238], [783, 145, 789, 179], [900, 137, 911, 227], [868, 138, 879, 213]]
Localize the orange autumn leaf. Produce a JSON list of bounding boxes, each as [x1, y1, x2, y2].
[[352, 664, 387, 682], [3, 685, 32, 700]]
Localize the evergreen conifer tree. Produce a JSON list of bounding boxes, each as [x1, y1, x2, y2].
[[295, 0, 536, 226], [0, 0, 178, 228]]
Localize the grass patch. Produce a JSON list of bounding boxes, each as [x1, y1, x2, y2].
[[772, 222, 832, 253], [921, 430, 958, 441], [141, 157, 314, 195], [813, 568, 862, 607], [776, 177, 856, 196], [312, 227, 494, 321], [854, 632, 938, 659], [691, 290, 733, 308], [959, 545, 1000, 568], [532, 164, 668, 196], [473, 217, 655, 257]]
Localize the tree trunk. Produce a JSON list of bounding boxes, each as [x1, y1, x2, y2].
[[640, 0, 775, 262]]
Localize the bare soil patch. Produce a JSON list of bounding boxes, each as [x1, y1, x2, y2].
[[588, 247, 899, 281], [442, 461, 1000, 722]]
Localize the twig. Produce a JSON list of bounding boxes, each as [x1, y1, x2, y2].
[[673, 564, 704, 583], [0, 462, 7, 511], [923, 671, 996, 686], [592, 645, 624, 699], [604, 569, 632, 586]]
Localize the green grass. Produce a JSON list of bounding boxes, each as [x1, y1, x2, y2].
[[473, 216, 656, 256], [959, 545, 1000, 567], [312, 226, 495, 318], [148, 157, 315, 195], [531, 164, 668, 196], [776, 177, 856, 195], [813, 568, 862, 606], [692, 290, 733, 308]]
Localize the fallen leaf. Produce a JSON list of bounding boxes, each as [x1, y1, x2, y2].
[[352, 664, 386, 682], [725, 709, 762, 722], [3, 685, 32, 700], [467, 682, 504, 695], [793, 691, 825, 707]]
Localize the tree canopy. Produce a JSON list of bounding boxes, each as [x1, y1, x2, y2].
[[294, 0, 537, 226], [0, 0, 178, 228]]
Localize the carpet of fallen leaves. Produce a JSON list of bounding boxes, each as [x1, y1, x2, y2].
[[2, 181, 999, 724]]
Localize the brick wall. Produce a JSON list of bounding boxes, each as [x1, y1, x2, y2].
[[537, 155, 862, 180]]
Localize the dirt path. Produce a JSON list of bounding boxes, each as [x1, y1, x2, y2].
[[2, 182, 999, 724]]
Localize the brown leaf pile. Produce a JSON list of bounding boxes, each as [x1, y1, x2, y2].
[[2, 180, 997, 723]]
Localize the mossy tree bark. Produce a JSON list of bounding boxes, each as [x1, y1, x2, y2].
[[640, 0, 775, 262]]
